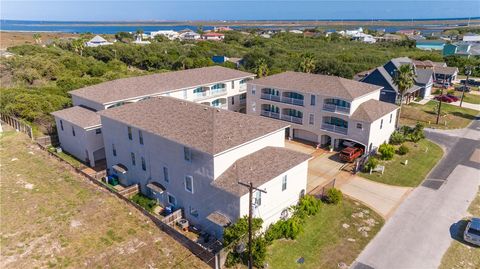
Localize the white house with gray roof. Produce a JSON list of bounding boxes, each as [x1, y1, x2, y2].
[[247, 71, 399, 153], [51, 66, 255, 167], [99, 97, 310, 239]]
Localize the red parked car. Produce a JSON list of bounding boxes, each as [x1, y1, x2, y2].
[[434, 95, 454, 103], [446, 94, 460, 102], [339, 147, 364, 162]]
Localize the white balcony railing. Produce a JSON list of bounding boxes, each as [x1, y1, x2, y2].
[[261, 93, 281, 102], [321, 123, 348, 135], [239, 84, 247, 92], [260, 110, 280, 119], [281, 96, 304, 106], [193, 88, 227, 101], [281, 114, 303, 125], [322, 103, 350, 114]]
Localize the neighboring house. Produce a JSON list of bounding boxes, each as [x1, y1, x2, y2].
[[99, 96, 311, 239], [362, 57, 438, 104], [52, 66, 255, 167], [289, 30, 304, 34], [132, 36, 151, 45], [214, 26, 233, 32], [462, 33, 480, 42], [443, 42, 480, 58], [150, 30, 179, 40], [415, 40, 445, 50], [351, 32, 376, 43], [51, 106, 104, 167], [397, 29, 417, 36], [247, 71, 399, 153], [432, 66, 459, 85], [179, 31, 201, 40], [201, 32, 225, 41], [212, 56, 244, 68], [376, 33, 402, 42], [85, 35, 113, 47]]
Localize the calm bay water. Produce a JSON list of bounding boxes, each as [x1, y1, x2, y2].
[[0, 19, 467, 34]]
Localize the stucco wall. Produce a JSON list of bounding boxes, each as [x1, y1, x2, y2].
[[367, 109, 398, 151]]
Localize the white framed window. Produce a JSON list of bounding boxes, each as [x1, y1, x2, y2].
[[95, 128, 102, 134], [251, 88, 256, 95], [309, 114, 314, 125], [254, 191, 262, 206], [252, 102, 256, 112], [380, 119, 384, 129], [310, 95, 316, 106], [60, 120, 64, 131], [139, 130, 143, 145], [163, 166, 169, 182], [282, 175, 287, 191], [130, 152, 136, 166], [189, 206, 199, 217], [389, 113, 393, 123], [112, 144, 116, 156], [167, 193, 176, 206], [280, 208, 289, 220], [127, 126, 132, 140], [185, 175, 193, 193], [71, 126, 76, 136], [184, 146, 191, 162], [356, 123, 363, 129], [141, 157, 146, 171]]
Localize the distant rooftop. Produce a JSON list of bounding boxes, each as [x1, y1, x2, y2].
[[99, 97, 288, 155], [248, 71, 382, 100], [212, 146, 311, 197], [69, 66, 254, 105], [51, 106, 101, 129]]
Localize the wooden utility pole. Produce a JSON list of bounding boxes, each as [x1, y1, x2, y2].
[[238, 181, 267, 269], [460, 66, 471, 107], [436, 78, 446, 125]]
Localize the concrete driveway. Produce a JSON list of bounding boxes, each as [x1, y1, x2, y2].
[[338, 176, 412, 219], [352, 119, 480, 269]]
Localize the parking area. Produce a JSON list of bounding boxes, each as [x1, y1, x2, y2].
[[286, 139, 412, 219]]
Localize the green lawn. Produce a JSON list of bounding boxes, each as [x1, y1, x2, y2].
[[359, 140, 443, 187], [400, 101, 478, 129], [458, 93, 480, 105], [440, 188, 480, 269], [266, 198, 383, 269]]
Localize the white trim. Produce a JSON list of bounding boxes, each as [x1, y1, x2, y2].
[[184, 175, 194, 193]]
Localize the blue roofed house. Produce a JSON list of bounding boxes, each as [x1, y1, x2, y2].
[[361, 57, 432, 104], [443, 42, 480, 58]]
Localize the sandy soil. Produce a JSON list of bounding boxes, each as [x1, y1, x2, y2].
[[0, 32, 78, 49]]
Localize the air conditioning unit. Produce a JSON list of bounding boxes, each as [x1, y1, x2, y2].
[[177, 219, 189, 230]]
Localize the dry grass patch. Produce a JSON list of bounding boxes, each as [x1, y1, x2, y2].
[[0, 131, 208, 269]]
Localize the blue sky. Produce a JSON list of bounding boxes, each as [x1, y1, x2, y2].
[[2, 1, 479, 21]]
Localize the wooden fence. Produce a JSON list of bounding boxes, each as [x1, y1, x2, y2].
[[1, 114, 33, 140], [35, 142, 223, 268], [36, 134, 59, 147], [118, 184, 139, 198], [162, 209, 183, 226]]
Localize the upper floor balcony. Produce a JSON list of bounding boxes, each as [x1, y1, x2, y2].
[[322, 98, 351, 115], [260, 88, 304, 106], [193, 84, 227, 101], [260, 105, 303, 124], [321, 116, 348, 135]]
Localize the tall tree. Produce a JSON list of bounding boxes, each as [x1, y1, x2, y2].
[[299, 53, 316, 73], [254, 58, 269, 78], [32, 33, 42, 44], [71, 39, 85, 56], [392, 64, 415, 127]]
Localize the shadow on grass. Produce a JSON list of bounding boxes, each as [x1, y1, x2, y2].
[[449, 220, 480, 248], [450, 111, 477, 120]]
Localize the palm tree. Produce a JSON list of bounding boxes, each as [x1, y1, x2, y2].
[[392, 64, 415, 127], [72, 39, 85, 56], [299, 53, 316, 73], [254, 58, 269, 78], [32, 33, 42, 44]]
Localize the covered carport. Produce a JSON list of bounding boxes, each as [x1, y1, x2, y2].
[[293, 128, 318, 144]]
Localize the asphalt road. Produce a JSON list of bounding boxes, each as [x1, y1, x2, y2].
[[351, 119, 480, 269]]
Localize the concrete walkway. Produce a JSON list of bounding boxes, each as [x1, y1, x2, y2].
[[449, 100, 480, 111], [338, 176, 412, 219], [351, 119, 480, 269]]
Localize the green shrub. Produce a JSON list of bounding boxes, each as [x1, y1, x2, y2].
[[378, 143, 395, 160], [130, 193, 157, 212], [324, 188, 343, 204], [265, 216, 304, 243], [397, 144, 409, 155], [389, 131, 406, 145], [295, 195, 322, 218], [363, 157, 379, 172]]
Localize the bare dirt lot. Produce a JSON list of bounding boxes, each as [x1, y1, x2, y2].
[[0, 32, 77, 49], [0, 130, 208, 269]]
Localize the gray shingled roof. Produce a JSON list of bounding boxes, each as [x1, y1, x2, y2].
[[99, 97, 289, 155], [69, 66, 254, 105], [351, 99, 398, 122], [212, 146, 311, 197], [248, 71, 381, 100], [415, 69, 434, 85], [433, 66, 459, 76], [374, 66, 421, 94], [51, 106, 101, 129]]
